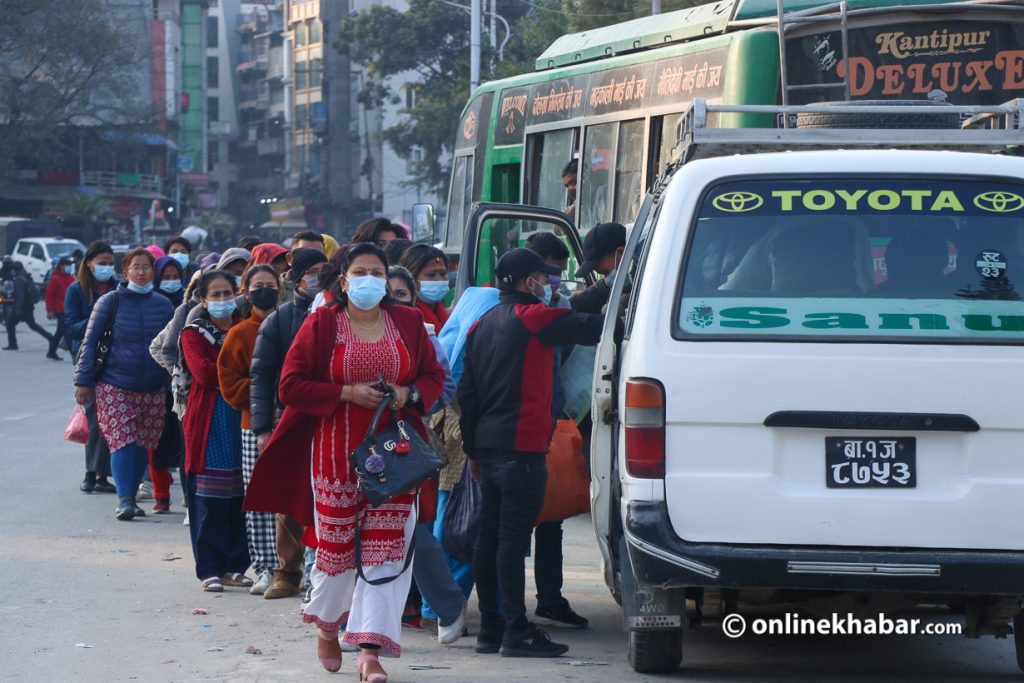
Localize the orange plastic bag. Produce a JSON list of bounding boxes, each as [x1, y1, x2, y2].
[[535, 420, 590, 526], [64, 404, 89, 444]]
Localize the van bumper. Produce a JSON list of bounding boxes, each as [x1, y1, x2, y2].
[[624, 501, 1024, 595]]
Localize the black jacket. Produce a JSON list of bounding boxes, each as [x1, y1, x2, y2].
[[569, 279, 612, 315], [249, 291, 314, 434], [458, 290, 603, 457]]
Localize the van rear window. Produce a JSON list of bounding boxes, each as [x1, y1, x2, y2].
[[677, 177, 1024, 342]]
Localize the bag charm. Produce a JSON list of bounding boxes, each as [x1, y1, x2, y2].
[[395, 420, 412, 454], [365, 448, 387, 482]]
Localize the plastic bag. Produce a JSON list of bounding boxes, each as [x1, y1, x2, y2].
[[444, 461, 481, 564], [535, 420, 591, 526], [64, 404, 90, 444]]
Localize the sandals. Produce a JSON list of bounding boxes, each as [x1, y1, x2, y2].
[[357, 652, 388, 682], [317, 633, 342, 673], [201, 576, 223, 592], [221, 572, 254, 588]]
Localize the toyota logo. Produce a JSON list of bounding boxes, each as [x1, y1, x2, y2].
[[712, 191, 763, 213], [973, 191, 1024, 213]]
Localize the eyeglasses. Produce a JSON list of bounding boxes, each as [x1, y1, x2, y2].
[[127, 264, 153, 273]]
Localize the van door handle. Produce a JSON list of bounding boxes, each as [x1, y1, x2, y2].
[[764, 411, 979, 432]]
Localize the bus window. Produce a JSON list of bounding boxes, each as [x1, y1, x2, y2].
[[579, 122, 616, 232], [527, 128, 578, 213], [650, 113, 683, 182], [614, 119, 644, 226], [475, 217, 573, 287], [445, 154, 473, 251]]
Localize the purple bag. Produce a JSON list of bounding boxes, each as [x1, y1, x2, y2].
[[443, 461, 481, 564]]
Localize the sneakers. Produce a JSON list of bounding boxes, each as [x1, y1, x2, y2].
[[250, 570, 273, 595], [475, 620, 505, 654], [438, 606, 466, 645], [129, 499, 145, 517], [183, 509, 190, 526], [152, 499, 170, 514], [500, 625, 569, 658], [534, 601, 589, 629], [302, 585, 313, 604], [115, 499, 135, 521], [94, 479, 117, 494], [136, 481, 153, 500], [264, 579, 302, 599]]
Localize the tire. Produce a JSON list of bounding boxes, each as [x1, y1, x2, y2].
[[628, 629, 683, 674], [1014, 612, 1024, 674], [795, 99, 959, 130]]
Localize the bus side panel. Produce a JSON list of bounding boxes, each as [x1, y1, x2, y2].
[[721, 30, 780, 128]]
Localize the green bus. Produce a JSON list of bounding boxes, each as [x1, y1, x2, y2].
[[442, 0, 1024, 288]]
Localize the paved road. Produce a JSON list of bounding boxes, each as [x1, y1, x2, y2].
[[1, 306, 1021, 681]]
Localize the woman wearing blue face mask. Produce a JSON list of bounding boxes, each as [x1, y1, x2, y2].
[[180, 269, 251, 593], [74, 248, 175, 520], [154, 255, 186, 308], [66, 241, 118, 493], [163, 235, 197, 281], [400, 244, 450, 332]]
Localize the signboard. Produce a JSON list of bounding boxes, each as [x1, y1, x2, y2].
[[786, 19, 1024, 104], [494, 48, 728, 146], [180, 172, 209, 186], [177, 154, 193, 172]]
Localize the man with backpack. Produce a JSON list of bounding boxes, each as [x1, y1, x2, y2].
[[3, 261, 54, 353]]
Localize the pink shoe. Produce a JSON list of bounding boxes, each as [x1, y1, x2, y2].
[[357, 652, 388, 682], [317, 634, 342, 673]]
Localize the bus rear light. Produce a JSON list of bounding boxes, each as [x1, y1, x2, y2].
[[624, 379, 665, 478]]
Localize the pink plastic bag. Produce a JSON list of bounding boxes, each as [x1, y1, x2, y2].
[[64, 404, 89, 444]]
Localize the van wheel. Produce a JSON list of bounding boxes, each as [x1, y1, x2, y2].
[[1014, 613, 1024, 673], [628, 629, 682, 673], [795, 100, 959, 130]]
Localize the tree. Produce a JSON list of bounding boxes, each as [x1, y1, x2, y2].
[[63, 192, 108, 242], [0, 0, 151, 173]]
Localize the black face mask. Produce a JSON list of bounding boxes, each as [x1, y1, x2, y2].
[[248, 287, 279, 311]]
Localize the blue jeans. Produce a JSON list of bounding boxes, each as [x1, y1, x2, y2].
[[423, 490, 476, 621], [413, 522, 465, 626]]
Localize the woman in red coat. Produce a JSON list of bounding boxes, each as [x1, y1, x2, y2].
[[245, 243, 444, 680], [400, 244, 450, 331], [44, 256, 75, 360]]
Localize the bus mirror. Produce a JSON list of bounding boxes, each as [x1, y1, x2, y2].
[[411, 203, 436, 244]]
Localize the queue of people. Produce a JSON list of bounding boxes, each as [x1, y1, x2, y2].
[[50, 216, 625, 679]]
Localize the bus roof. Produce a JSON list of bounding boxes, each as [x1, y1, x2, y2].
[[535, 0, 1010, 70]]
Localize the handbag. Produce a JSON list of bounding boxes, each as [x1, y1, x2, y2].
[[92, 290, 119, 380], [63, 404, 90, 444]]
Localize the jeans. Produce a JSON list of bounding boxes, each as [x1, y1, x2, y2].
[[110, 444, 148, 499], [422, 490, 475, 622], [534, 520, 565, 609], [472, 452, 547, 635], [413, 522, 465, 626]]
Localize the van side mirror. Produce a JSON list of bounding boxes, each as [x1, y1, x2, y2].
[[411, 203, 435, 244]]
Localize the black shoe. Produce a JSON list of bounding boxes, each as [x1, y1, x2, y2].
[[80, 473, 96, 493], [2, 346, 16, 351], [45, 352, 62, 360], [115, 500, 135, 521], [535, 601, 589, 629], [94, 479, 117, 494], [129, 499, 146, 518], [500, 625, 568, 658], [475, 621, 505, 654]]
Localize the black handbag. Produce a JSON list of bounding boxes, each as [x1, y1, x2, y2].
[[349, 379, 444, 508], [92, 290, 119, 380]]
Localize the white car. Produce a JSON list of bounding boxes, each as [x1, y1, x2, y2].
[[11, 237, 86, 285], [587, 126, 1024, 672]]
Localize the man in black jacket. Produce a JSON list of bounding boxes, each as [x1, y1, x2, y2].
[[570, 221, 626, 315], [3, 261, 53, 352], [459, 248, 604, 658], [249, 247, 327, 600]]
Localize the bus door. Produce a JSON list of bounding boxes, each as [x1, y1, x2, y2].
[[454, 203, 594, 301]]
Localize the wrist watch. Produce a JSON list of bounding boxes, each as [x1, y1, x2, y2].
[[407, 385, 421, 405]]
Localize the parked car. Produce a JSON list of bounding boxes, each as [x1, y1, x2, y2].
[[11, 236, 86, 285]]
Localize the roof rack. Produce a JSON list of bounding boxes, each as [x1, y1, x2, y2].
[[674, 99, 1024, 164]]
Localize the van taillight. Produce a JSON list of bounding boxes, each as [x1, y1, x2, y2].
[[624, 379, 665, 478]]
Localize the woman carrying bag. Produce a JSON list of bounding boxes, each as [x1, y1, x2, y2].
[[246, 242, 444, 681]]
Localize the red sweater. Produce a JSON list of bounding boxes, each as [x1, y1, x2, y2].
[[181, 317, 240, 473], [244, 304, 445, 526], [45, 271, 74, 315]]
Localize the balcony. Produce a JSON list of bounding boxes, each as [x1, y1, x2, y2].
[[81, 171, 163, 196], [257, 137, 285, 157]]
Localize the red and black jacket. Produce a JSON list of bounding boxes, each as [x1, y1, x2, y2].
[[458, 290, 604, 457]]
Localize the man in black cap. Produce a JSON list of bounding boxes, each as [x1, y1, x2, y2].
[[571, 222, 627, 315], [459, 248, 605, 658]]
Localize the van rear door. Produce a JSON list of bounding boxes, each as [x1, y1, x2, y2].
[[663, 175, 1024, 551]]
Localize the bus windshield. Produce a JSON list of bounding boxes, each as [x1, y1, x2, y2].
[[677, 177, 1024, 342]]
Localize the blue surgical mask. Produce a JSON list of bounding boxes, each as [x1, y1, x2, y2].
[[207, 299, 237, 320], [63, 264, 75, 275], [127, 281, 153, 295], [159, 280, 183, 294], [92, 264, 115, 282], [346, 275, 387, 310], [418, 280, 450, 304], [541, 283, 553, 306], [170, 253, 190, 270]]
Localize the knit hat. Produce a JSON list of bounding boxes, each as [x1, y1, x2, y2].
[[289, 247, 328, 282]]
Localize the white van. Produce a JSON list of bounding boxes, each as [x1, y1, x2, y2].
[[585, 103, 1024, 673], [11, 237, 86, 285]]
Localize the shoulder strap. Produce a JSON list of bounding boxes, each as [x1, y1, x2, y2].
[[353, 488, 419, 586]]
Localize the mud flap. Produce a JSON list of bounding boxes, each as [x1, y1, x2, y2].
[[620, 536, 684, 630]]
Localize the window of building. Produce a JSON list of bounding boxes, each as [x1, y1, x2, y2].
[[310, 58, 322, 88], [405, 83, 419, 110], [309, 19, 322, 44], [207, 16, 218, 48], [295, 60, 308, 90], [294, 21, 307, 47], [207, 96, 220, 122], [295, 103, 308, 129], [206, 56, 219, 89]]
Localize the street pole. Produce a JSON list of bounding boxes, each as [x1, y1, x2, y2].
[[470, 0, 481, 92], [489, 0, 496, 50], [652, 0, 662, 14]]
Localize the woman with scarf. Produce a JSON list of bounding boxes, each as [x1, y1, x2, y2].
[[246, 243, 444, 680], [400, 244, 450, 332], [217, 264, 281, 595], [181, 269, 251, 592], [66, 241, 118, 493]]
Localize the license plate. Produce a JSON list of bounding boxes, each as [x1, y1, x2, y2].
[[825, 437, 916, 488]]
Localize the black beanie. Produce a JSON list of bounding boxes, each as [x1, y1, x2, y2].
[[289, 247, 328, 282]]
